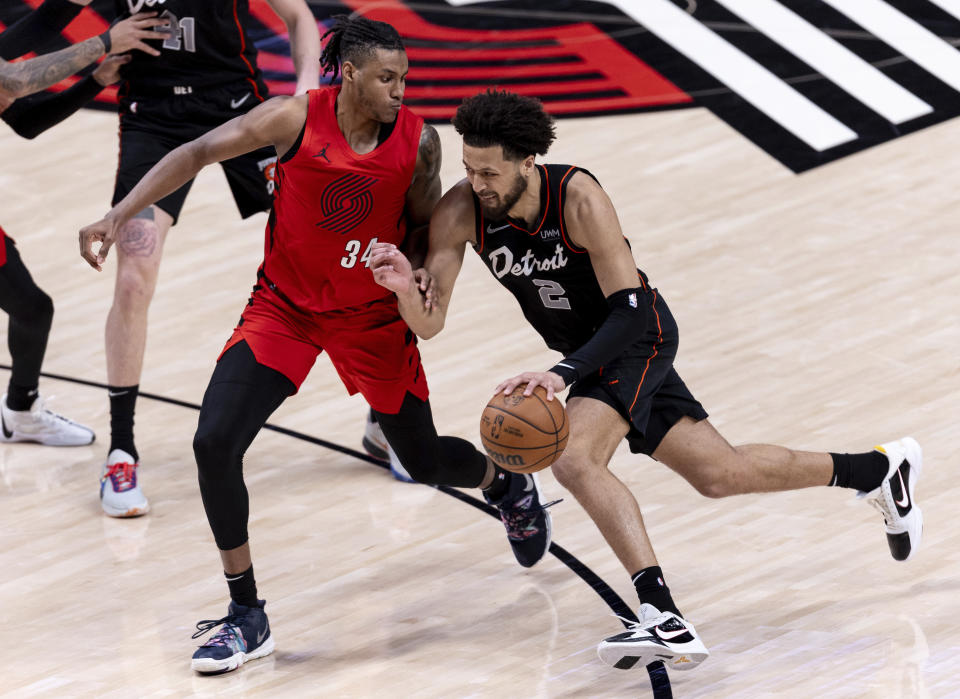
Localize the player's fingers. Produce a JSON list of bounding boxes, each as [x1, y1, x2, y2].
[[132, 40, 161, 57], [97, 238, 115, 266], [139, 30, 172, 41]]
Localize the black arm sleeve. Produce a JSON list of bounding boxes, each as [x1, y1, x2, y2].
[[550, 287, 648, 386], [0, 0, 85, 60], [1, 74, 103, 138]]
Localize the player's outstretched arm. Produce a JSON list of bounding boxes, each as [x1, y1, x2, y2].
[[0, 12, 167, 99], [266, 0, 321, 94], [371, 181, 475, 339], [79, 95, 308, 271]]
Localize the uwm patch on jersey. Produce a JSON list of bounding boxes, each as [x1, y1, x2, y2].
[[4, 0, 960, 171]]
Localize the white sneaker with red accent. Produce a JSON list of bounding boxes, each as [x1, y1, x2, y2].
[[598, 603, 709, 672], [859, 437, 923, 561], [100, 449, 149, 517]]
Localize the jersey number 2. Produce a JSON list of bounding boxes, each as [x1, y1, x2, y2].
[[533, 279, 571, 310], [160, 10, 196, 53]]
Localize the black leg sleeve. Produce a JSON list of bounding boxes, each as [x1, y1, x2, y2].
[[193, 341, 294, 551], [373, 392, 488, 488], [0, 238, 53, 393]]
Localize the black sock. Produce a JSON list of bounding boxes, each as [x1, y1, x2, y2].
[[6, 382, 38, 411], [829, 451, 889, 492], [632, 566, 682, 617], [482, 465, 512, 502], [225, 565, 258, 608], [108, 384, 139, 461]]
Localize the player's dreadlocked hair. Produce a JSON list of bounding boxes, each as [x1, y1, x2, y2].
[[452, 89, 556, 161], [320, 14, 405, 81]]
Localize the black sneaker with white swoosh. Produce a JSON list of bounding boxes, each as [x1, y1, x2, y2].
[[859, 437, 924, 562], [598, 603, 709, 672], [191, 599, 274, 674]]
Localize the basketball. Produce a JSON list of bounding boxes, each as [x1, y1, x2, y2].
[[479, 385, 569, 473]]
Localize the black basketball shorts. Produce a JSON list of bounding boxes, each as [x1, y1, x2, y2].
[[567, 292, 708, 455], [112, 83, 276, 224]]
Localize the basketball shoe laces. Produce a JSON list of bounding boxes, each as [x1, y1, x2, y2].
[[192, 614, 247, 651], [102, 461, 137, 493], [499, 494, 561, 541]]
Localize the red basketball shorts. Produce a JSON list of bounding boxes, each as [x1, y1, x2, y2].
[[220, 285, 429, 414]]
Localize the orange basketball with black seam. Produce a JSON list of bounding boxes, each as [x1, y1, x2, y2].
[[479, 384, 569, 474]]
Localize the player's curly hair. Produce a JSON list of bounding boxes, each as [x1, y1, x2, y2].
[[452, 89, 556, 160], [320, 14, 405, 81]]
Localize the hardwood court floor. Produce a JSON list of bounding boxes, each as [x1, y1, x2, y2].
[[0, 105, 958, 698]]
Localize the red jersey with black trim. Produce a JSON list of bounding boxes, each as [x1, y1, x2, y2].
[[263, 87, 423, 313]]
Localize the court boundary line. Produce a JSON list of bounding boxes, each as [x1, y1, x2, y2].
[[0, 364, 672, 697]]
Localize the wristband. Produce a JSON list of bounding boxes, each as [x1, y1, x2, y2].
[[549, 362, 579, 387], [98, 29, 111, 54]]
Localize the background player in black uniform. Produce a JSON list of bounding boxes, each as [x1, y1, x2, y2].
[[99, 0, 320, 518], [370, 89, 924, 673], [0, 0, 166, 446]]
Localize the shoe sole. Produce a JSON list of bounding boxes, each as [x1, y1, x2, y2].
[[101, 501, 150, 518], [598, 639, 708, 672], [0, 432, 95, 447], [888, 437, 923, 562], [192, 635, 275, 674], [362, 435, 389, 461]]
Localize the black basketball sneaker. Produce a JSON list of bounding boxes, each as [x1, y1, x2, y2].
[[598, 603, 709, 671], [859, 437, 923, 562], [484, 472, 556, 567]]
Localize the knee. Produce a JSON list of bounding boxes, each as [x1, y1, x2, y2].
[[193, 419, 239, 478], [15, 287, 53, 326], [685, 465, 740, 499], [551, 452, 595, 492], [113, 262, 158, 308]]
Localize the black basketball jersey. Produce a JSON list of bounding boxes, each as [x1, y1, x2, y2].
[[472, 164, 645, 355], [115, 0, 268, 94]]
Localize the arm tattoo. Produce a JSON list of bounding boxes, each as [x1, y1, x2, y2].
[[417, 124, 442, 182], [0, 36, 103, 98]]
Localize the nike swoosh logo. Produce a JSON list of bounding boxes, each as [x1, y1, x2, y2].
[[231, 93, 251, 109], [895, 467, 910, 508], [257, 623, 269, 645], [1, 411, 12, 439], [486, 224, 510, 234], [655, 625, 690, 641], [107, 390, 128, 397]]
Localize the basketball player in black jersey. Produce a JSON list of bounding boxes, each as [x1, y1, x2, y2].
[[0, 0, 166, 447], [370, 89, 923, 673], [97, 0, 320, 518]]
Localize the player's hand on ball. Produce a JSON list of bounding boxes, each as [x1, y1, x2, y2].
[[496, 371, 565, 401]]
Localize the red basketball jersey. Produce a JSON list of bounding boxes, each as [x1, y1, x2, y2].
[[262, 87, 423, 312]]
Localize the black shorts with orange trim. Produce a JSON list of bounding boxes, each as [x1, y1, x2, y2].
[[113, 82, 276, 224], [567, 291, 707, 455]]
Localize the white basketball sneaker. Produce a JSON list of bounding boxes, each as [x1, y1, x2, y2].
[[598, 603, 709, 672], [362, 411, 389, 461], [100, 449, 149, 517], [0, 394, 95, 446], [386, 442, 416, 483], [859, 437, 923, 561]]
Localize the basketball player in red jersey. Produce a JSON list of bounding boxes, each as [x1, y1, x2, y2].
[[96, 0, 321, 519], [371, 89, 923, 673], [0, 0, 166, 447], [80, 18, 553, 675]]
